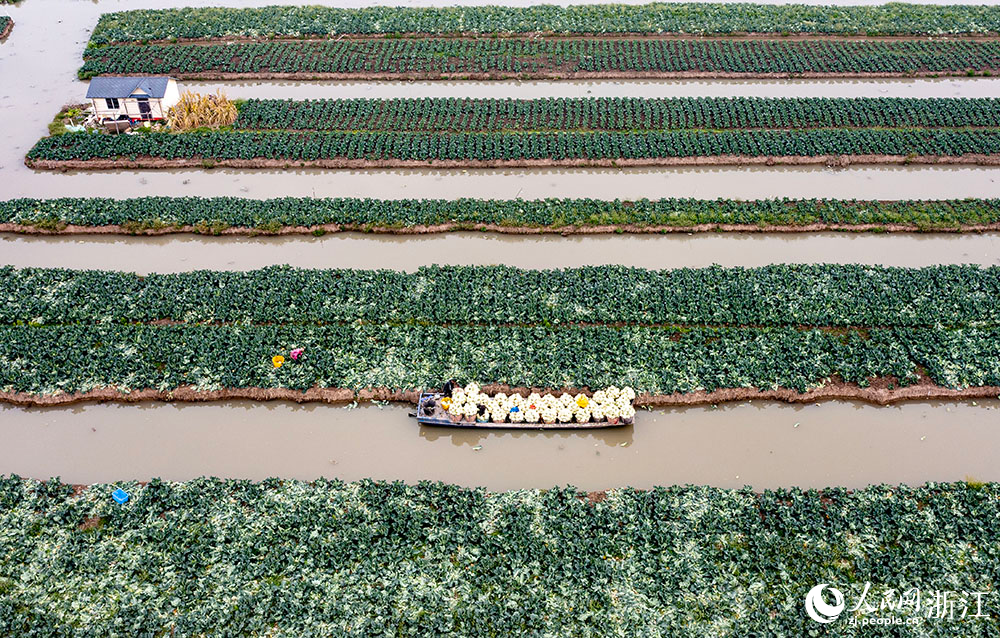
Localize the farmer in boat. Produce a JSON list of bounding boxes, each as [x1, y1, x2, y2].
[[441, 378, 460, 396], [421, 379, 461, 416]]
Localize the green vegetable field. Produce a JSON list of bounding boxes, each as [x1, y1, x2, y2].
[[32, 97, 1000, 168], [10, 322, 1000, 396], [1, 476, 998, 636], [232, 97, 1000, 132], [87, 4, 1000, 43], [76, 4, 1000, 79], [6, 1, 1000, 634], [2, 265, 998, 399], [4, 196, 999, 233], [78, 38, 1000, 80], [4, 264, 998, 327], [26, 128, 1000, 168]]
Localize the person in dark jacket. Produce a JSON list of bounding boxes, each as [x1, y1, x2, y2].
[[441, 378, 460, 396]]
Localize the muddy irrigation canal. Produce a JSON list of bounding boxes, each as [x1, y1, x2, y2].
[[2, 400, 998, 491]]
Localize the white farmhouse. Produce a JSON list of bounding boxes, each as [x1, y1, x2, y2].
[[86, 77, 180, 123]]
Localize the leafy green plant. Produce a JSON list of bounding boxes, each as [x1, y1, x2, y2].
[[1, 265, 998, 397], [232, 97, 1000, 132], [79, 37, 1000, 80], [86, 4, 1000, 44], [2, 264, 997, 328], [45, 104, 89, 137], [2, 197, 997, 232], [26, 127, 1000, 167], [0, 475, 998, 636]]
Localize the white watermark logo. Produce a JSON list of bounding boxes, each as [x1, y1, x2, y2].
[[803, 583, 991, 626], [805, 584, 846, 624]]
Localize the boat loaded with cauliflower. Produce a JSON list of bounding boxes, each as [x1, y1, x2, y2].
[[415, 381, 636, 429]]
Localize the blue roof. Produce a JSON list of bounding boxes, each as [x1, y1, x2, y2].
[[87, 77, 171, 99]]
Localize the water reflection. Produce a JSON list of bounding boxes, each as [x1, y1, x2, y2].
[[418, 423, 636, 448]]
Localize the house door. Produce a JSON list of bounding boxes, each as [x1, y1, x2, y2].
[[137, 98, 151, 120]]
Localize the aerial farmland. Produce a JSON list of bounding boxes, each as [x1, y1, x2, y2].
[[0, 1, 999, 635]]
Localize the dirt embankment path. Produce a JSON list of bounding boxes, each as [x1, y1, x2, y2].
[[2, 376, 997, 408], [95, 32, 1000, 46], [25, 153, 1000, 172], [4, 221, 1000, 236]]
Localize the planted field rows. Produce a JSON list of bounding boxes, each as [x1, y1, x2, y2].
[[77, 5, 1000, 79], [26, 128, 1000, 170], [87, 4, 1000, 43], [233, 97, 1000, 132], [31, 97, 1000, 169], [2, 476, 998, 636], [2, 265, 998, 405], [79, 38, 1000, 80], [6, 264, 998, 327], [5, 196, 1000, 234]]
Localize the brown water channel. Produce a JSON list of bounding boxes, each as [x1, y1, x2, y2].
[[2, 400, 998, 490], [3, 231, 999, 271]]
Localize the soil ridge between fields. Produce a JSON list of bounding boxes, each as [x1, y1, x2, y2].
[[25, 153, 1000, 171], [3, 376, 997, 408], [84, 69, 1000, 81], [86, 32, 1000, 47], [4, 221, 999, 235]]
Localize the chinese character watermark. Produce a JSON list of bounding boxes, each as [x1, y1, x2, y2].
[[804, 583, 991, 626]]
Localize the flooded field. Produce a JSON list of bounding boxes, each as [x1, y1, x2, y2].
[[2, 400, 997, 490], [4, 231, 999, 272]]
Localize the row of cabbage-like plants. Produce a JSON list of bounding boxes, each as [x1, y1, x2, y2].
[[78, 39, 1000, 79], [231, 97, 1000, 132], [2, 265, 997, 396], [26, 129, 1000, 164], [86, 3, 1000, 44], [3, 197, 999, 232], [3, 264, 998, 327], [1, 476, 997, 636]]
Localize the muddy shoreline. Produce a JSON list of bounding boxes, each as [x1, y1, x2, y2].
[[90, 69, 1000, 81], [26, 153, 1000, 172], [4, 221, 1000, 236], [3, 377, 997, 408]]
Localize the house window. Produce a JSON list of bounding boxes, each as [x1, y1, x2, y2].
[[105, 98, 120, 110]]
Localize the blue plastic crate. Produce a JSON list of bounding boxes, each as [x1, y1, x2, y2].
[[111, 488, 129, 504]]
